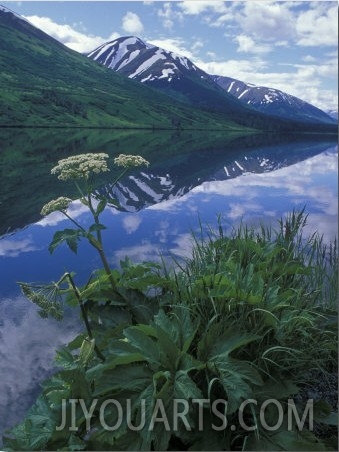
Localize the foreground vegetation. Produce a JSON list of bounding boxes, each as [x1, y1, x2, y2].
[[4, 154, 338, 451]]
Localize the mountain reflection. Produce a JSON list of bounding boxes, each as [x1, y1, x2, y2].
[[1, 127, 337, 235], [98, 138, 337, 213]]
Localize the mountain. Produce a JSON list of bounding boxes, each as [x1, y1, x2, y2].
[[211, 75, 336, 125], [0, 6, 336, 133], [0, 7, 246, 130], [87, 36, 272, 127], [88, 36, 336, 132], [87, 36, 216, 92]]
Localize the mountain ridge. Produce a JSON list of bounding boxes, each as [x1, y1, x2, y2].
[[0, 7, 250, 131], [211, 74, 335, 125], [88, 35, 336, 128], [0, 6, 337, 133]]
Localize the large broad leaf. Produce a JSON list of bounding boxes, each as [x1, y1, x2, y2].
[[117, 287, 157, 324], [211, 330, 260, 359], [156, 324, 182, 370], [3, 393, 67, 451], [92, 363, 153, 396], [174, 371, 204, 400], [199, 326, 263, 413], [154, 307, 199, 353], [49, 228, 83, 254], [124, 325, 161, 367], [213, 357, 263, 414], [198, 324, 260, 362]]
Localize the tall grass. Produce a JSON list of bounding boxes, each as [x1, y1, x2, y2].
[[168, 209, 337, 379]]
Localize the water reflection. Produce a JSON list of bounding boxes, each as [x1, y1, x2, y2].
[[0, 130, 337, 441], [0, 296, 82, 438], [1, 128, 336, 234], [98, 139, 337, 213]]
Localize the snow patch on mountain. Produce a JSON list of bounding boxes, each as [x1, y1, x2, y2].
[[211, 75, 335, 124], [87, 35, 336, 126], [88, 36, 208, 87], [129, 50, 167, 78]]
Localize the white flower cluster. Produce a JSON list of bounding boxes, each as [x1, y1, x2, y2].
[[41, 197, 72, 216], [114, 154, 150, 168], [51, 153, 110, 181]]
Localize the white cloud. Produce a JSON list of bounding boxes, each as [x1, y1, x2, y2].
[[302, 55, 317, 63], [296, 4, 338, 47], [196, 57, 268, 78], [209, 11, 236, 28], [111, 241, 160, 266], [158, 2, 184, 30], [169, 232, 194, 259], [0, 295, 81, 434], [235, 34, 272, 55], [238, 1, 296, 42], [122, 214, 142, 234], [228, 202, 262, 220], [0, 237, 38, 257], [179, 1, 227, 15], [122, 11, 144, 35], [147, 37, 197, 61], [24, 15, 118, 53]]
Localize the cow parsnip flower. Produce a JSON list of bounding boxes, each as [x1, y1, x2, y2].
[[51, 153, 110, 181], [41, 197, 72, 216], [114, 154, 150, 168]]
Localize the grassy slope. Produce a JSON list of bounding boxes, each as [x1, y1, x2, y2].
[[0, 11, 251, 131]]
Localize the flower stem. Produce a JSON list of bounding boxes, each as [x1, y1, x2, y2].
[[86, 194, 118, 293], [63, 212, 86, 232], [65, 273, 105, 362]]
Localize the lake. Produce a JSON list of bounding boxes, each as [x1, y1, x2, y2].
[[0, 128, 337, 441]]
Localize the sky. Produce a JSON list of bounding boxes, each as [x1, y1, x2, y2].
[[2, 1, 338, 111]]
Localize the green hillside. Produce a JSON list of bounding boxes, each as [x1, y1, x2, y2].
[[0, 9, 251, 130]]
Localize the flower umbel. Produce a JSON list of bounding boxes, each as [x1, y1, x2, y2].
[[41, 197, 72, 216], [114, 154, 150, 168], [51, 153, 110, 181]]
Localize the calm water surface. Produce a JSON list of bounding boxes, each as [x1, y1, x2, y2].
[[0, 129, 337, 439]]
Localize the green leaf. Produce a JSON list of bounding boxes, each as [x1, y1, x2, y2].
[[174, 371, 204, 400], [55, 346, 78, 370], [77, 337, 95, 367], [124, 326, 161, 366], [95, 199, 107, 216], [3, 393, 62, 451], [88, 223, 107, 233], [48, 228, 82, 254], [213, 357, 263, 413], [93, 364, 153, 396], [212, 331, 260, 358], [85, 233, 102, 249]]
